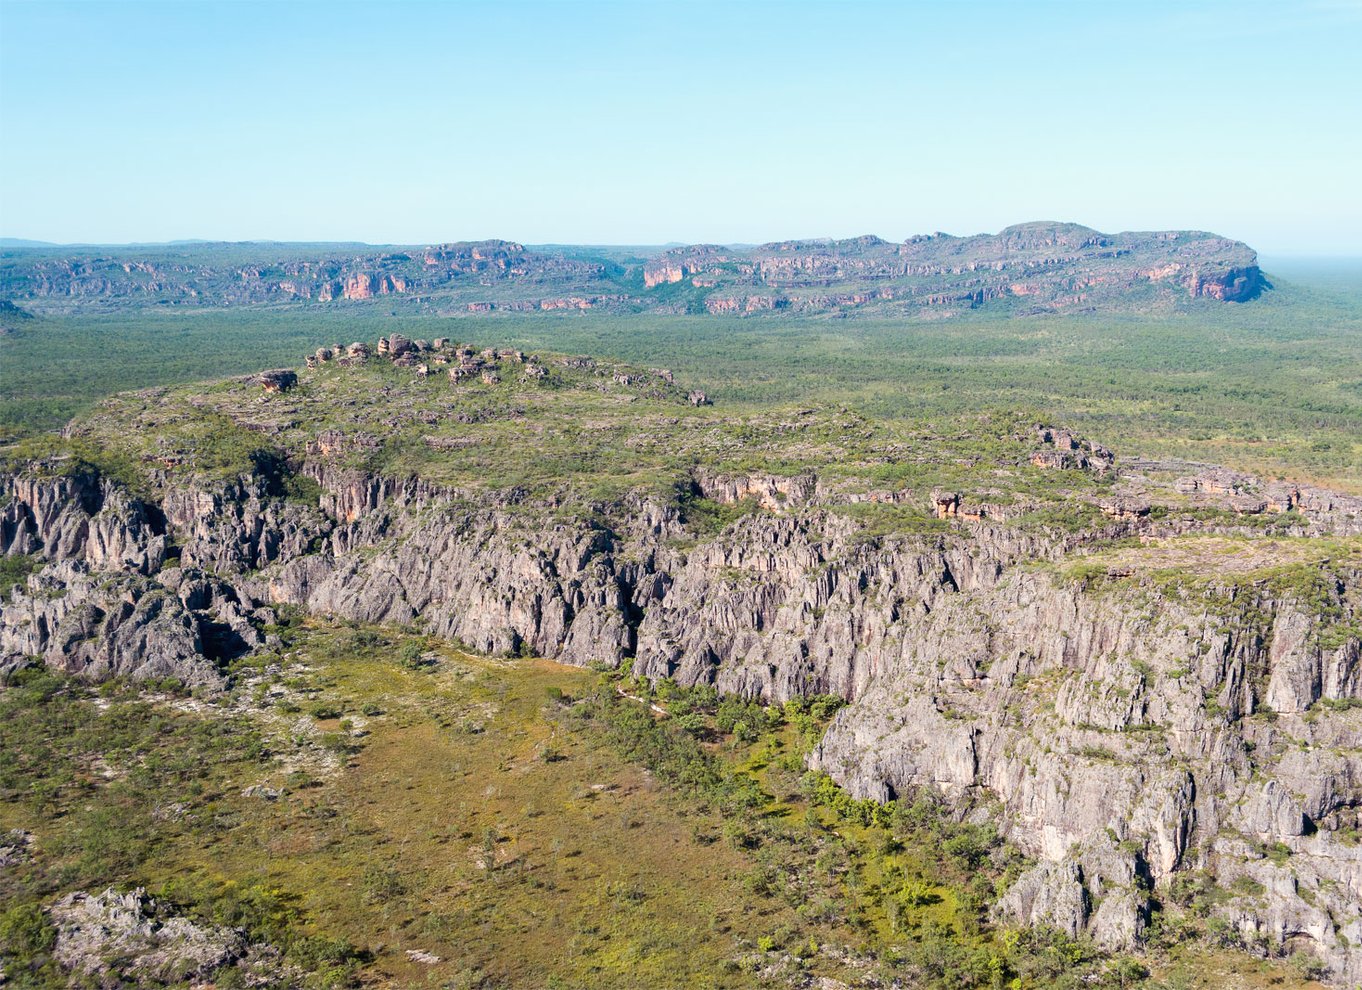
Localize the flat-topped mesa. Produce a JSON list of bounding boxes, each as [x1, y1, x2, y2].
[[0, 222, 1265, 318], [643, 244, 733, 288], [423, 239, 527, 272], [990, 221, 1113, 252], [655, 224, 1261, 317]]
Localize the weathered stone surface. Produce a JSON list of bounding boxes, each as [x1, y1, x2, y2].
[[51, 887, 245, 982], [0, 560, 222, 685], [996, 861, 1090, 937], [1, 469, 166, 574], [257, 369, 297, 392], [0, 828, 32, 869], [0, 225, 1265, 319], [0, 471, 303, 685], [4, 435, 1361, 982], [809, 568, 1362, 977]]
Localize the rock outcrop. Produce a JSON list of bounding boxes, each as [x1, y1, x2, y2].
[[636, 223, 1264, 316], [809, 567, 1362, 980], [257, 369, 297, 392], [0, 223, 1265, 319], [2, 398, 1358, 983], [0, 468, 289, 685], [50, 887, 250, 984]]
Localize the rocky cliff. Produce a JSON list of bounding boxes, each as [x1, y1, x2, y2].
[[0, 222, 1264, 318], [2, 349, 1357, 983], [0, 240, 604, 311], [640, 223, 1264, 315], [3, 460, 1359, 980]]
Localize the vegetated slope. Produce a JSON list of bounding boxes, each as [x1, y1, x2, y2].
[[2, 267, 1357, 487], [0, 221, 1262, 318], [2, 339, 1360, 986], [0, 627, 1327, 989]]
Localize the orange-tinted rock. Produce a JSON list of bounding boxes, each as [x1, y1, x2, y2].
[[257, 369, 297, 393], [932, 491, 959, 519]]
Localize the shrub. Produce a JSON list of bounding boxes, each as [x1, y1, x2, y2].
[[361, 866, 408, 904], [0, 901, 56, 959], [398, 640, 431, 669], [0, 553, 40, 597], [943, 824, 1000, 870]]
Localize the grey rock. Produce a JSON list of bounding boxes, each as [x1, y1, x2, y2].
[[6, 451, 1362, 983], [0, 828, 33, 869], [51, 887, 245, 982]]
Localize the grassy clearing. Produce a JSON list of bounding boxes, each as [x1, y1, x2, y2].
[[2, 266, 1360, 488], [0, 622, 1329, 989]]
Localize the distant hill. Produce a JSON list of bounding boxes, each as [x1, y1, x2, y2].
[[0, 222, 1264, 318]]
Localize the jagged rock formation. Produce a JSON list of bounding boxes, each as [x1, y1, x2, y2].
[[0, 222, 1264, 318], [811, 568, 1362, 973], [2, 352, 1358, 983], [4, 453, 1360, 978], [0, 468, 289, 685], [641, 223, 1264, 315], [48, 887, 282, 985]]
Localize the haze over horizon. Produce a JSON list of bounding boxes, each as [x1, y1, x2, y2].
[[2, 0, 1360, 255]]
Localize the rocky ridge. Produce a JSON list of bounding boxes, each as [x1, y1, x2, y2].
[[643, 223, 1263, 316], [2, 346, 1359, 983], [0, 222, 1263, 318]]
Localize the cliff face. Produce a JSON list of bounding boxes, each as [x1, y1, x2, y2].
[[0, 470, 294, 685], [2, 455, 1359, 982], [642, 224, 1264, 315], [0, 241, 604, 311], [0, 223, 1264, 318], [812, 572, 1362, 975]]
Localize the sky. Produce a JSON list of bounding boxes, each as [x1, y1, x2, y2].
[[1, 0, 1359, 254]]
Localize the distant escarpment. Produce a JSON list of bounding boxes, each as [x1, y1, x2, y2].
[[4, 343, 1358, 983], [0, 222, 1264, 318], [641, 223, 1265, 315]]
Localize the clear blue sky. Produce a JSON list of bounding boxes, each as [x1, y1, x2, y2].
[[1, 0, 1359, 253]]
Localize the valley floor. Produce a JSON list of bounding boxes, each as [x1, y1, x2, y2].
[[0, 619, 1330, 989]]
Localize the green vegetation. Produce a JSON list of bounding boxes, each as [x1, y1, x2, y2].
[[13, 344, 1126, 542], [0, 553, 39, 596], [2, 265, 1359, 489], [0, 258, 1354, 988], [0, 626, 1327, 989]]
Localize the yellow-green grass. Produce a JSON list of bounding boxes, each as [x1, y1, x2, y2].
[[147, 637, 816, 987], [0, 621, 1332, 989]]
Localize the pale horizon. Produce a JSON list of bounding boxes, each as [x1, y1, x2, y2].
[[2, 0, 1360, 256]]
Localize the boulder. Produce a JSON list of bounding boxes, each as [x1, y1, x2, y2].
[[257, 369, 297, 393]]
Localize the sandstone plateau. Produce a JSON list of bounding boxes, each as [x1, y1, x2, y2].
[[0, 222, 1264, 319], [2, 339, 1360, 983]]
